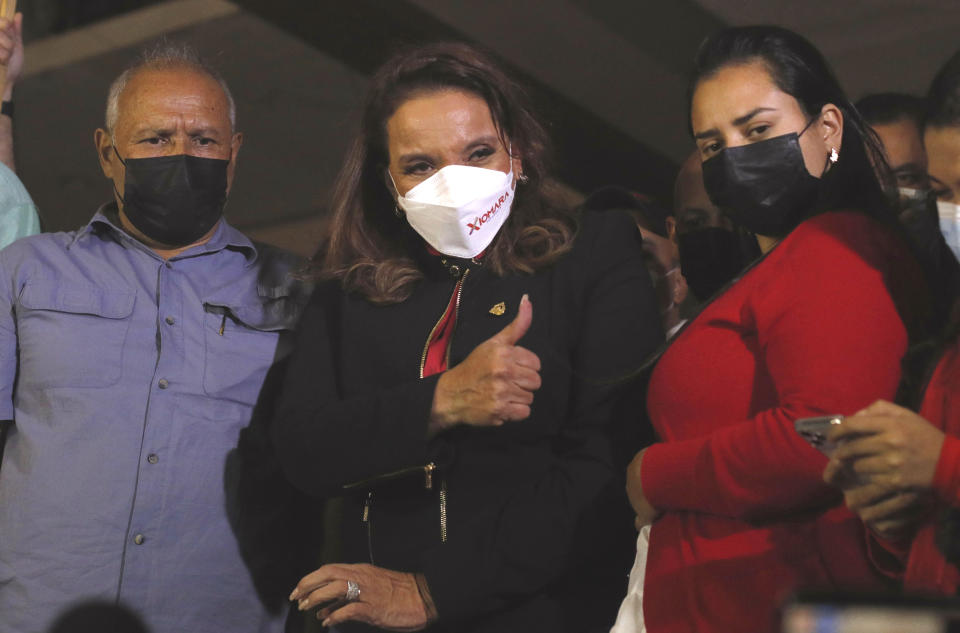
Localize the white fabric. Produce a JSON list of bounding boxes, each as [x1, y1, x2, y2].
[[937, 200, 960, 263], [396, 164, 514, 258], [610, 525, 651, 633], [666, 319, 687, 340]]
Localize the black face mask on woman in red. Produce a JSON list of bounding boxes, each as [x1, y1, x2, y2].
[[113, 148, 229, 247], [702, 118, 826, 238]]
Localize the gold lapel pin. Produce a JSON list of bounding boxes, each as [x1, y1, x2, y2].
[[489, 301, 506, 316]]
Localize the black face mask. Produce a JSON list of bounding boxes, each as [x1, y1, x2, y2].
[[701, 122, 824, 238], [678, 227, 750, 302], [114, 149, 229, 247]]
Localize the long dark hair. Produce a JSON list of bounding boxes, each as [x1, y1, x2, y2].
[[314, 41, 577, 304], [688, 25, 897, 224], [925, 48, 960, 129], [900, 48, 960, 407]]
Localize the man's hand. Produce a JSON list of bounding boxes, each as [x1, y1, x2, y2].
[[290, 563, 428, 631], [0, 12, 23, 100], [822, 399, 945, 539], [824, 400, 945, 492], [627, 447, 660, 529], [429, 294, 541, 432], [839, 482, 931, 540]]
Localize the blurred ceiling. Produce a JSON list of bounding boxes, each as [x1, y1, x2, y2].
[[698, 0, 960, 96], [11, 0, 960, 255]]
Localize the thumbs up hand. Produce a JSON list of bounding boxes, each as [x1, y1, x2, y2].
[[429, 294, 542, 433]]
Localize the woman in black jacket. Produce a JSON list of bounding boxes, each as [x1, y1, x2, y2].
[[272, 42, 663, 632]]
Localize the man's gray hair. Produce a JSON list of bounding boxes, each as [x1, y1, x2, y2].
[[105, 40, 236, 133]]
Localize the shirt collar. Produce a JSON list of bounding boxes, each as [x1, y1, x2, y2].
[[74, 202, 259, 263]]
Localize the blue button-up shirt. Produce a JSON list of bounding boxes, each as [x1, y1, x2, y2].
[[0, 206, 306, 633]]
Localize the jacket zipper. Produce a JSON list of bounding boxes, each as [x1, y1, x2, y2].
[[362, 491, 375, 564], [417, 269, 469, 542], [439, 477, 448, 543], [419, 268, 469, 379]]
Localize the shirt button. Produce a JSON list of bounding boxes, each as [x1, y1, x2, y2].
[[158, 378, 169, 389], [165, 262, 173, 269], [147, 454, 159, 464], [165, 316, 175, 325], [134, 534, 145, 545]]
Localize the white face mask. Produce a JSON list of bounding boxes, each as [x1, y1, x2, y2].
[[937, 200, 960, 263], [394, 163, 515, 258], [899, 187, 923, 200]]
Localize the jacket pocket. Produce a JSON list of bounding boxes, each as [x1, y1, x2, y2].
[[17, 280, 135, 388]]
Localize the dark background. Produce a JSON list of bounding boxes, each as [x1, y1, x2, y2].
[[11, 0, 960, 254]]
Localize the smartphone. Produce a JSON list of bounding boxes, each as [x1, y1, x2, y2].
[[794, 415, 844, 456]]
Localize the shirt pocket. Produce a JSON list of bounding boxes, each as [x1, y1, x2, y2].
[[201, 305, 280, 407], [17, 280, 135, 388]]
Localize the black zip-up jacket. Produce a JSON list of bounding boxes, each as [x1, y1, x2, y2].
[[272, 210, 664, 632]]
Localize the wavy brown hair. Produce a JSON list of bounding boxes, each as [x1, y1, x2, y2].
[[313, 41, 578, 304]]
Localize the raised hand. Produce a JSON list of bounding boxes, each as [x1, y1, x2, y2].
[[429, 294, 541, 432], [0, 7, 22, 100]]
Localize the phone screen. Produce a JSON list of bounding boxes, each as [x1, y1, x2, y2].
[[783, 604, 945, 633], [783, 593, 960, 633]]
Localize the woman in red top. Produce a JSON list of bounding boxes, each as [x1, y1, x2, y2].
[[622, 26, 929, 633]]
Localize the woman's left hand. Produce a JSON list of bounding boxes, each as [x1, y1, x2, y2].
[[290, 563, 428, 631], [627, 448, 660, 529]]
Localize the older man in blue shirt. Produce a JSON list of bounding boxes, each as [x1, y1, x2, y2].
[[0, 43, 309, 632]]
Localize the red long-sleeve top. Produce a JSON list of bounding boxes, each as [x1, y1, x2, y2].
[[640, 211, 923, 633], [899, 342, 960, 593]]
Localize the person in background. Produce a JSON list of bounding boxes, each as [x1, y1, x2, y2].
[[0, 41, 309, 633], [858, 91, 960, 335], [671, 151, 758, 305], [271, 41, 663, 632], [582, 186, 688, 337], [0, 10, 41, 247], [856, 93, 929, 191], [623, 25, 930, 633], [924, 51, 960, 265]]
